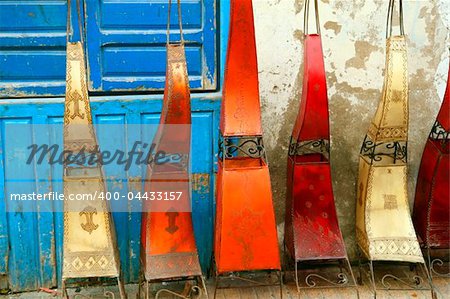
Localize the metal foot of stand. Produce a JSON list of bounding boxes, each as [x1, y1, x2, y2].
[[427, 247, 450, 279], [61, 276, 127, 299], [138, 273, 207, 299], [357, 248, 434, 299], [424, 247, 448, 299], [284, 243, 359, 298], [213, 261, 282, 299]]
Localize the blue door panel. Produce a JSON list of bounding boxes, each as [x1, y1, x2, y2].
[[33, 114, 58, 289], [0, 97, 220, 291], [85, 0, 217, 92], [47, 117, 64, 286], [100, 1, 202, 29], [0, 1, 67, 97], [101, 45, 203, 86], [191, 113, 214, 271], [0, 128, 7, 275], [2, 118, 41, 291], [0, 2, 67, 33], [0, 0, 217, 97]]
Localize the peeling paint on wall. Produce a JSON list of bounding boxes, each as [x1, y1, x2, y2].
[[253, 0, 450, 260]]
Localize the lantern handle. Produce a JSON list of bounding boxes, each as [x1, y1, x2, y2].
[[167, 0, 185, 45], [386, 0, 404, 38], [303, 0, 321, 35], [66, 0, 84, 44]]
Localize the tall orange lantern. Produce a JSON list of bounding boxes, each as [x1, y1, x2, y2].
[[413, 63, 450, 278], [284, 0, 357, 293], [355, 0, 433, 296], [139, 0, 207, 297], [213, 0, 281, 295]]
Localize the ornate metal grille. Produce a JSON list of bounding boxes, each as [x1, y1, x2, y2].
[[218, 135, 266, 161], [360, 135, 407, 164], [429, 120, 449, 144], [288, 138, 330, 160]]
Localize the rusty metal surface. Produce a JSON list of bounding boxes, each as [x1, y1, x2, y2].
[[140, 3, 202, 283], [144, 253, 202, 281]]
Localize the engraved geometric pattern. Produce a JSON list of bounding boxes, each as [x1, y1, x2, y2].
[[62, 42, 121, 280], [370, 239, 421, 257], [63, 253, 117, 277], [356, 35, 424, 264], [367, 38, 408, 143], [368, 125, 407, 140], [383, 194, 398, 210]]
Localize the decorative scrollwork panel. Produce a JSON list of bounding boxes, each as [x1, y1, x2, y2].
[[219, 135, 266, 161], [288, 138, 330, 160], [360, 135, 407, 164]]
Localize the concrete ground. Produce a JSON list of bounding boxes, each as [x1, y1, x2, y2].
[[0, 267, 448, 298]]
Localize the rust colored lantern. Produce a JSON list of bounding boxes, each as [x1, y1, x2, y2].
[[284, 0, 357, 292], [213, 0, 281, 295], [413, 63, 449, 277], [355, 0, 433, 296], [139, 0, 207, 297], [62, 1, 126, 298]]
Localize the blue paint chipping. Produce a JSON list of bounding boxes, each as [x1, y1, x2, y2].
[[0, 0, 228, 292], [0, 98, 221, 291]]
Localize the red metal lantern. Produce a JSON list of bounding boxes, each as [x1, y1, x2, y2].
[[284, 0, 357, 292], [413, 63, 450, 277], [214, 0, 281, 295], [139, 1, 206, 297]]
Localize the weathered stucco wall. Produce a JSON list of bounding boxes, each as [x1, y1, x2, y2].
[[252, 0, 450, 260]]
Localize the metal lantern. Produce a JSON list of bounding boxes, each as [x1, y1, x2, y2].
[[213, 0, 281, 295], [355, 0, 433, 296], [284, 0, 357, 293], [413, 63, 449, 278], [139, 1, 206, 298], [62, 1, 126, 298]]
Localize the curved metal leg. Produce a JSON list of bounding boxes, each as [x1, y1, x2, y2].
[[117, 276, 127, 299], [344, 257, 360, 299], [368, 260, 377, 299], [212, 275, 218, 299], [294, 261, 300, 293], [281, 241, 286, 284], [419, 261, 435, 299], [145, 280, 149, 299], [357, 249, 363, 285], [61, 279, 69, 299], [425, 247, 443, 299], [137, 274, 141, 299], [197, 275, 208, 299], [278, 270, 283, 299]]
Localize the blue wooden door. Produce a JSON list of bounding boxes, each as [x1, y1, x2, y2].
[[0, 99, 220, 292], [85, 0, 217, 92], [0, 0, 220, 292], [0, 0, 67, 96], [0, 0, 216, 97]]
